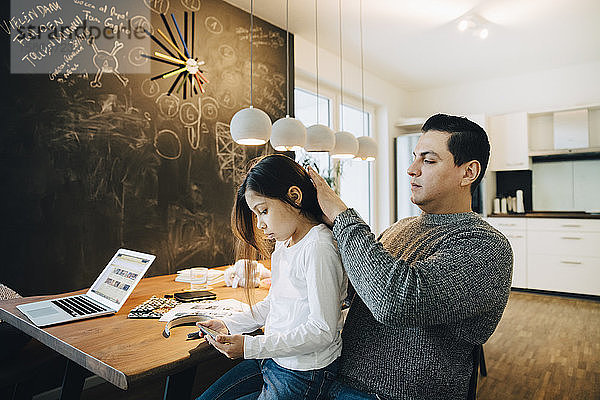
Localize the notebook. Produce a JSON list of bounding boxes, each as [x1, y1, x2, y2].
[[17, 249, 156, 327]]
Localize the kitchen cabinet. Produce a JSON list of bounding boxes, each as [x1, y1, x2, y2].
[[486, 217, 600, 296], [487, 112, 530, 171], [486, 217, 527, 288], [527, 219, 600, 296]]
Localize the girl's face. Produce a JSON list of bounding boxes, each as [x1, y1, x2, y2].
[[245, 189, 302, 243]]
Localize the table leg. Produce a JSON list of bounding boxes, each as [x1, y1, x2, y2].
[[59, 360, 90, 400], [163, 366, 198, 400]]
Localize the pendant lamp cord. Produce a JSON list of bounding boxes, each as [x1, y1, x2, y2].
[[250, 0, 254, 107], [315, 0, 319, 123], [360, 0, 365, 136], [286, 0, 289, 117], [338, 0, 344, 130]]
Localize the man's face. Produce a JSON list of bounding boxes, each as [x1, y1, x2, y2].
[[407, 130, 467, 214]]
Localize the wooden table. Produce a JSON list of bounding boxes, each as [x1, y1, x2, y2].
[[0, 267, 269, 400]]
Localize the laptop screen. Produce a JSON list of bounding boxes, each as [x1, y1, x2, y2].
[[89, 251, 153, 305]]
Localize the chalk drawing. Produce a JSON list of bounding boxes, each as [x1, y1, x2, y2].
[[89, 38, 129, 88], [215, 122, 245, 184], [128, 46, 148, 67], [220, 70, 239, 86], [205, 16, 223, 35], [217, 89, 235, 109], [180, 0, 201, 12], [143, 0, 170, 14], [154, 129, 182, 160], [167, 209, 213, 267], [201, 96, 218, 120], [186, 126, 200, 150], [179, 102, 200, 126], [141, 78, 160, 98], [218, 44, 235, 60], [156, 93, 180, 118]]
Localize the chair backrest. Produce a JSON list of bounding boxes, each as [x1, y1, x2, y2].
[[467, 345, 481, 400]]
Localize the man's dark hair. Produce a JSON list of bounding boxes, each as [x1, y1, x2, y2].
[[421, 114, 490, 194]]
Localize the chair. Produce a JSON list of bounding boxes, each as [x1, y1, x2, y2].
[[467, 344, 487, 400]]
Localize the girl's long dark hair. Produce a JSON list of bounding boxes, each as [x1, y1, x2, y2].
[[232, 154, 325, 305]]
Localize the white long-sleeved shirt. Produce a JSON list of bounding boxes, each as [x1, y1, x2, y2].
[[222, 224, 347, 371]]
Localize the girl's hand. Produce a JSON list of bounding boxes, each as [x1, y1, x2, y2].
[[307, 166, 348, 226], [196, 319, 229, 336], [205, 334, 245, 359]]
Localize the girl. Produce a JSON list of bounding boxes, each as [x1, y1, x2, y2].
[[197, 154, 347, 400]]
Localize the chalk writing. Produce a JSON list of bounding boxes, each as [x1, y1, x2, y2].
[[205, 16, 223, 34], [180, 0, 201, 12], [1, 2, 62, 35], [141, 78, 160, 97], [156, 93, 180, 118], [201, 96, 218, 120], [236, 26, 284, 48], [128, 46, 148, 66], [143, 0, 170, 15]]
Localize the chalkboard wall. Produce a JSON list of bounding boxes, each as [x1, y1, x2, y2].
[[0, 0, 293, 295]]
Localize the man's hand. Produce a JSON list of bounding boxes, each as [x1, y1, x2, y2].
[[307, 166, 348, 226], [205, 334, 245, 359]]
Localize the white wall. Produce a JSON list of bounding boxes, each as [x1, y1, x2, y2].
[[294, 35, 410, 233], [405, 61, 600, 117]]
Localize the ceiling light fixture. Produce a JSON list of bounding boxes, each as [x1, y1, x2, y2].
[[457, 14, 489, 40], [354, 0, 377, 161], [305, 0, 335, 152], [270, 0, 306, 152], [330, 0, 358, 159], [230, 0, 272, 145]]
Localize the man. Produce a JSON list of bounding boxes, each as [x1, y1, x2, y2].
[[308, 114, 513, 400]]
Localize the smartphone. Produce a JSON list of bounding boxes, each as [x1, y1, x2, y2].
[[174, 290, 216, 302], [198, 324, 221, 340]]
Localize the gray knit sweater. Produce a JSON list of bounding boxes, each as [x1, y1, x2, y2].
[[332, 209, 513, 400]]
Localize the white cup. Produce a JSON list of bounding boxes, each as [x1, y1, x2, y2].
[[189, 267, 208, 290]]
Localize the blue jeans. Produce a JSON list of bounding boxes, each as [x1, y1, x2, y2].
[[197, 358, 339, 400], [327, 380, 383, 400]]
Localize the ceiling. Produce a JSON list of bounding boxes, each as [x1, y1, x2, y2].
[[224, 0, 600, 91]]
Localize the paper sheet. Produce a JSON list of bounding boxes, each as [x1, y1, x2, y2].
[[158, 298, 246, 322]]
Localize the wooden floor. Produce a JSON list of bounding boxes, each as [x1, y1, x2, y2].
[[37, 290, 600, 400], [476, 290, 600, 400]]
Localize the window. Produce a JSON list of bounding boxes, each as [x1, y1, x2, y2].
[[293, 87, 332, 186], [294, 86, 375, 226], [395, 133, 421, 220], [338, 104, 372, 225]]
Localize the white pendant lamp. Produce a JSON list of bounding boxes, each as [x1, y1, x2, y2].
[[354, 0, 377, 161], [355, 136, 377, 161], [305, 124, 335, 151], [304, 0, 335, 152], [270, 0, 306, 151], [331, 131, 359, 159], [230, 0, 272, 145], [331, 0, 358, 159]]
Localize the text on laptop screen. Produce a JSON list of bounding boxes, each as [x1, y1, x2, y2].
[[90, 253, 152, 304]]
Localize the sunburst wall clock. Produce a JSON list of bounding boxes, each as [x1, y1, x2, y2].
[[142, 12, 209, 99]]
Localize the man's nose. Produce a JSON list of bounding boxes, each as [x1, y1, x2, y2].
[[407, 160, 419, 177]]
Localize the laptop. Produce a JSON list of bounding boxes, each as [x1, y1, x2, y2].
[[17, 249, 156, 327]]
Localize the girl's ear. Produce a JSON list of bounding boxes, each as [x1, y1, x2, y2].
[[287, 186, 303, 207]]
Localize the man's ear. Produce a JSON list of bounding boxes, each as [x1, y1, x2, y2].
[[288, 186, 303, 206], [460, 160, 481, 188]]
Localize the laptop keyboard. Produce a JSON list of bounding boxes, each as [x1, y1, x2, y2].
[[52, 296, 109, 317]]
